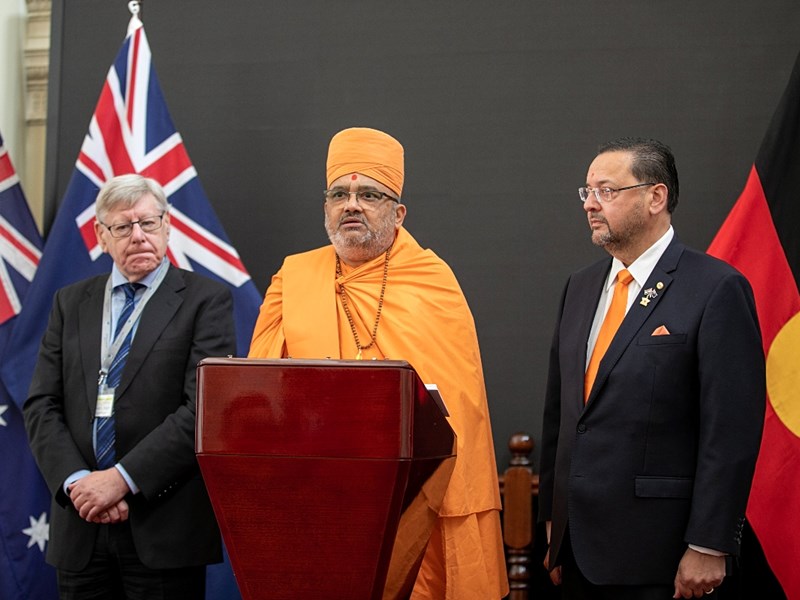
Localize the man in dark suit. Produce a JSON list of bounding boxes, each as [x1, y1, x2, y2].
[[24, 174, 235, 599], [538, 139, 765, 599]]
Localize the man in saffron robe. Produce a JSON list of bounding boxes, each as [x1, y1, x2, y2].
[[249, 127, 508, 599]]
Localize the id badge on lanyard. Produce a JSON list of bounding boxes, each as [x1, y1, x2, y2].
[[96, 381, 116, 418], [96, 263, 168, 420]]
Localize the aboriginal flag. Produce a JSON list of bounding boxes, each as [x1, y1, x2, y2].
[[707, 51, 800, 599]]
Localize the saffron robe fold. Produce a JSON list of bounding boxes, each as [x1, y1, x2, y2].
[[249, 226, 508, 599]]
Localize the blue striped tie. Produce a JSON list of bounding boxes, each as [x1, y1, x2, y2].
[[95, 283, 142, 470]]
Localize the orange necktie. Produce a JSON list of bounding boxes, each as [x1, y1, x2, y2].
[[584, 269, 633, 402]]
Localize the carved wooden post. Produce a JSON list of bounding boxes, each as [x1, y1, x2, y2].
[[24, 0, 51, 226], [501, 432, 535, 599]]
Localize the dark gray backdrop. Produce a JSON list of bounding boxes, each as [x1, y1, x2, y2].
[[47, 1, 800, 469]]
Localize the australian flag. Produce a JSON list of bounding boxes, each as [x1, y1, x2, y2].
[[0, 14, 261, 599], [0, 132, 56, 598]]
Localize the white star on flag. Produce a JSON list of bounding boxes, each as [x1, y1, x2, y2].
[[0, 404, 7, 426], [22, 511, 49, 552]]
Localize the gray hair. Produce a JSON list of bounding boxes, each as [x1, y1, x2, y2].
[[95, 174, 169, 222]]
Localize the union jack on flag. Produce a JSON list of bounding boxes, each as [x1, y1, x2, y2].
[[71, 18, 253, 293], [2, 13, 261, 405], [74, 16, 257, 299], [0, 137, 42, 326], [0, 15, 259, 599]]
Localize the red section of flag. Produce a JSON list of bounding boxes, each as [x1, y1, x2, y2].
[[708, 148, 800, 600], [127, 28, 141, 129], [0, 151, 14, 182], [169, 214, 247, 272], [709, 167, 800, 349], [78, 217, 97, 256], [139, 142, 193, 183], [77, 150, 106, 182], [0, 221, 41, 268], [94, 82, 135, 174], [0, 290, 13, 323]]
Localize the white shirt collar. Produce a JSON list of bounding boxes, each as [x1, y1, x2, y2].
[[110, 257, 168, 289], [605, 226, 674, 291]]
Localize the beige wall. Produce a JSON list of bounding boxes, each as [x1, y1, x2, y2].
[[0, 0, 27, 178], [0, 0, 49, 232]]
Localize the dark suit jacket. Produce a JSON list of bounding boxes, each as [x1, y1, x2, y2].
[[24, 265, 236, 571], [538, 237, 765, 585]]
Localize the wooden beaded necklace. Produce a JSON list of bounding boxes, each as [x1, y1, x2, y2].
[[335, 245, 392, 360]]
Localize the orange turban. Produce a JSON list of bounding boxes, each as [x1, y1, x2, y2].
[[326, 127, 405, 197]]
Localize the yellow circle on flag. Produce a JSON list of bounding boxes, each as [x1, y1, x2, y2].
[[767, 312, 800, 437]]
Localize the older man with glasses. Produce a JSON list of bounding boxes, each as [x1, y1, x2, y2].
[[249, 127, 508, 599], [538, 138, 765, 599], [24, 173, 236, 599]]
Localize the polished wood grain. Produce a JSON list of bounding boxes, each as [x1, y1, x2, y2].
[[196, 358, 455, 600], [499, 432, 540, 599]]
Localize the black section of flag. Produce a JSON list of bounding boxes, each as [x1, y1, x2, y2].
[[756, 51, 800, 288]]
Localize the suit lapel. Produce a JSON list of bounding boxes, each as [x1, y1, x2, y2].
[[115, 266, 185, 399], [79, 277, 107, 417], [575, 262, 610, 396], [586, 238, 685, 406], [562, 260, 611, 412]]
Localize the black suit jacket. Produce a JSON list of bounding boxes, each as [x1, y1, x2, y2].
[[24, 265, 236, 571], [538, 237, 765, 585]]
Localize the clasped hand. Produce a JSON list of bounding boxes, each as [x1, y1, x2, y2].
[[68, 468, 131, 524]]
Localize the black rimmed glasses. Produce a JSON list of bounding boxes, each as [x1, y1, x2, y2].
[[100, 212, 166, 238], [578, 183, 656, 203], [324, 189, 399, 208]]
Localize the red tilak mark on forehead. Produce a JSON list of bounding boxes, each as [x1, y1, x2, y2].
[[351, 174, 358, 180]]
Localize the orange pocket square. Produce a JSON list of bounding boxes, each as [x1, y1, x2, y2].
[[651, 325, 671, 336]]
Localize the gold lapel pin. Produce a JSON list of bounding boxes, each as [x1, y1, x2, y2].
[[640, 287, 658, 306]]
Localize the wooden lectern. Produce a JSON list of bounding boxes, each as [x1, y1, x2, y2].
[[196, 358, 456, 600]]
